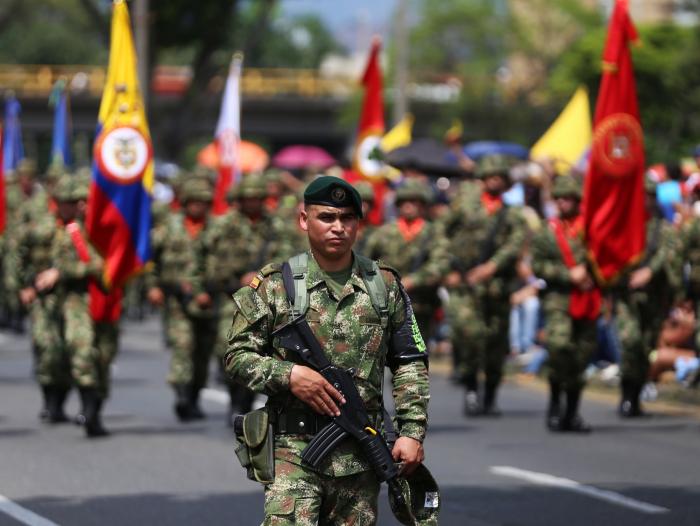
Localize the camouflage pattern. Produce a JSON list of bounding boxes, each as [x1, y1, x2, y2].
[[531, 217, 597, 389], [681, 215, 700, 350], [364, 220, 449, 338], [148, 212, 217, 387], [612, 215, 679, 384], [440, 191, 528, 387], [224, 252, 430, 481]]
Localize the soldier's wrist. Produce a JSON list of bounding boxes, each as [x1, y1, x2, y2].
[[398, 422, 426, 443]]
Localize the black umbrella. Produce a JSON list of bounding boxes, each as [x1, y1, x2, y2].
[[384, 138, 470, 178]]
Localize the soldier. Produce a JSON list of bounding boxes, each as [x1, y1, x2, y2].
[[364, 179, 449, 340], [224, 176, 431, 525], [441, 155, 528, 416], [39, 175, 110, 437], [204, 174, 295, 423], [147, 177, 218, 421], [531, 176, 598, 432], [612, 178, 679, 417], [352, 181, 376, 256]]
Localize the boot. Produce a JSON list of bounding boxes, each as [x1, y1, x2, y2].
[[546, 380, 562, 431], [481, 381, 502, 417], [560, 388, 591, 433], [174, 384, 195, 422], [189, 385, 206, 420], [619, 379, 641, 418], [47, 386, 70, 424], [79, 388, 109, 438], [39, 385, 50, 422], [463, 374, 480, 417], [630, 383, 648, 417]]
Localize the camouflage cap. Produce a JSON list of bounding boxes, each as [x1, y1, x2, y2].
[[354, 181, 375, 203], [304, 176, 363, 218], [180, 177, 213, 202], [237, 173, 268, 199], [476, 154, 511, 179], [395, 179, 432, 204], [17, 158, 37, 178], [389, 464, 441, 525], [551, 175, 582, 200]]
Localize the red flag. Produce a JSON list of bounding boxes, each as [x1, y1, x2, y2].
[[583, 0, 645, 284], [0, 123, 4, 236], [213, 53, 243, 215], [352, 38, 386, 224]]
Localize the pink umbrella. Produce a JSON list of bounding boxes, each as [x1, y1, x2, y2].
[[272, 145, 335, 170]]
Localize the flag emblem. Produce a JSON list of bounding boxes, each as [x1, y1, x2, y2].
[[95, 125, 152, 185], [591, 113, 643, 177], [355, 133, 384, 181]]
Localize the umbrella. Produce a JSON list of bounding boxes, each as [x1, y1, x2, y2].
[[197, 140, 269, 173], [272, 145, 335, 170], [385, 138, 468, 178], [463, 141, 529, 161]]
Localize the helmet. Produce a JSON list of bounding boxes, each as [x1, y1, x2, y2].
[[17, 158, 37, 178], [237, 174, 268, 199], [45, 163, 66, 185], [53, 175, 87, 202], [354, 181, 375, 204], [476, 154, 511, 180], [192, 165, 215, 183], [180, 177, 213, 202], [395, 179, 432, 204], [551, 176, 582, 200], [389, 464, 440, 526]]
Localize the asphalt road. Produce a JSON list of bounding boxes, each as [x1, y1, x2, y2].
[[1, 317, 700, 526]]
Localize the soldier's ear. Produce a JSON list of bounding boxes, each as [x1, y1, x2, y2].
[[299, 207, 309, 232]]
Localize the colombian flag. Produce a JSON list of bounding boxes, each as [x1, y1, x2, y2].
[[87, 0, 152, 289]]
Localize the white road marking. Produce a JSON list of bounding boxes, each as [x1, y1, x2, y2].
[[0, 494, 60, 526], [490, 466, 669, 515], [201, 388, 229, 405]]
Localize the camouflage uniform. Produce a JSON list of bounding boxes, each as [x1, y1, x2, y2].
[[353, 182, 376, 256], [612, 183, 679, 416], [531, 176, 597, 431], [440, 155, 527, 415], [147, 177, 217, 420], [364, 180, 449, 339], [203, 174, 295, 418], [681, 213, 700, 351], [224, 252, 429, 525]]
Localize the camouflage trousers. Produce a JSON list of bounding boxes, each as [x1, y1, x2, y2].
[[94, 321, 120, 398], [263, 460, 379, 526], [30, 294, 71, 388], [165, 295, 217, 388], [447, 290, 510, 387], [62, 291, 106, 393], [613, 293, 665, 385], [543, 306, 597, 391]]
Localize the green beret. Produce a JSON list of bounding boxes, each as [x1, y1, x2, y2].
[[396, 179, 432, 204], [304, 176, 363, 218], [180, 177, 213, 202], [551, 176, 582, 200], [477, 154, 511, 179], [237, 174, 268, 199]]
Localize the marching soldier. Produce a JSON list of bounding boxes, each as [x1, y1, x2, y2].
[[352, 181, 376, 256], [224, 176, 432, 525], [531, 176, 598, 432], [441, 155, 528, 416]]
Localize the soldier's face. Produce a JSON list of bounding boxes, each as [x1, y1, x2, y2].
[[483, 173, 507, 195], [57, 200, 80, 223], [555, 196, 579, 218], [300, 205, 359, 260], [397, 199, 425, 221], [240, 197, 265, 217], [184, 200, 210, 220]]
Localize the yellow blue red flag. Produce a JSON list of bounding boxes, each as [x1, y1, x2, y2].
[[87, 0, 153, 288]]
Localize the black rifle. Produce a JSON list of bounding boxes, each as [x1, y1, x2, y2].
[[271, 315, 409, 516]]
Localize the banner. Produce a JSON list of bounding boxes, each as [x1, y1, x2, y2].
[[583, 0, 646, 284], [86, 0, 153, 290], [49, 79, 73, 167], [213, 53, 243, 215], [3, 97, 24, 173]]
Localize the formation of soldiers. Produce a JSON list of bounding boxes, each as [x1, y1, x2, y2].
[[1, 150, 697, 438]]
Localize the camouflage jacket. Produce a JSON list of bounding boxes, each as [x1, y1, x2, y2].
[[12, 209, 60, 291], [50, 220, 103, 293], [440, 195, 528, 297], [224, 251, 430, 477], [682, 215, 700, 298], [363, 220, 449, 308]]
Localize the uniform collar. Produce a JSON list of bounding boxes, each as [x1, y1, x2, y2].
[[306, 251, 368, 295]]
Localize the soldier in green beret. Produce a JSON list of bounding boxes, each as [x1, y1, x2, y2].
[[224, 175, 431, 525]]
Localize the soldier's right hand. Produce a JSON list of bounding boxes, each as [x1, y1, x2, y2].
[[289, 365, 346, 417], [444, 271, 462, 288], [19, 287, 37, 306], [569, 265, 588, 287], [147, 287, 165, 306]]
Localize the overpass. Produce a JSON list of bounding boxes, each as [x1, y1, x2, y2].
[[0, 65, 460, 165]]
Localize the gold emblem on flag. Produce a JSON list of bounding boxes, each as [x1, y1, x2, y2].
[[592, 113, 643, 178], [95, 125, 152, 185]]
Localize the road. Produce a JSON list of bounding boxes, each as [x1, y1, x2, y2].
[[1, 317, 699, 526]]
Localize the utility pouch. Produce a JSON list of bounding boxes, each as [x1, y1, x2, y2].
[[233, 408, 275, 484]]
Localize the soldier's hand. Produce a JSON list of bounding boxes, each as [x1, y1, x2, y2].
[[569, 264, 588, 287], [444, 271, 462, 288], [392, 437, 424, 476], [289, 365, 346, 417], [402, 276, 415, 292], [147, 287, 165, 306], [19, 287, 37, 306], [467, 261, 497, 286], [35, 268, 60, 292], [195, 292, 212, 309], [629, 266, 653, 289]]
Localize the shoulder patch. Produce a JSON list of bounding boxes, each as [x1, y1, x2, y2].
[[260, 262, 283, 277], [249, 276, 262, 290]]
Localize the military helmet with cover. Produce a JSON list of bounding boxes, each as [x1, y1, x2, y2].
[[53, 175, 87, 202], [389, 464, 441, 525], [476, 154, 511, 180], [395, 179, 432, 204], [354, 181, 375, 204], [180, 177, 213, 202], [551, 175, 582, 200], [237, 173, 268, 199]]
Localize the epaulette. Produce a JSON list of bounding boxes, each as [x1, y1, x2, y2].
[[249, 262, 283, 291]]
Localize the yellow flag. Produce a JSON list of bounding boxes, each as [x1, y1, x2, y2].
[[381, 114, 414, 153], [531, 87, 591, 174]]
